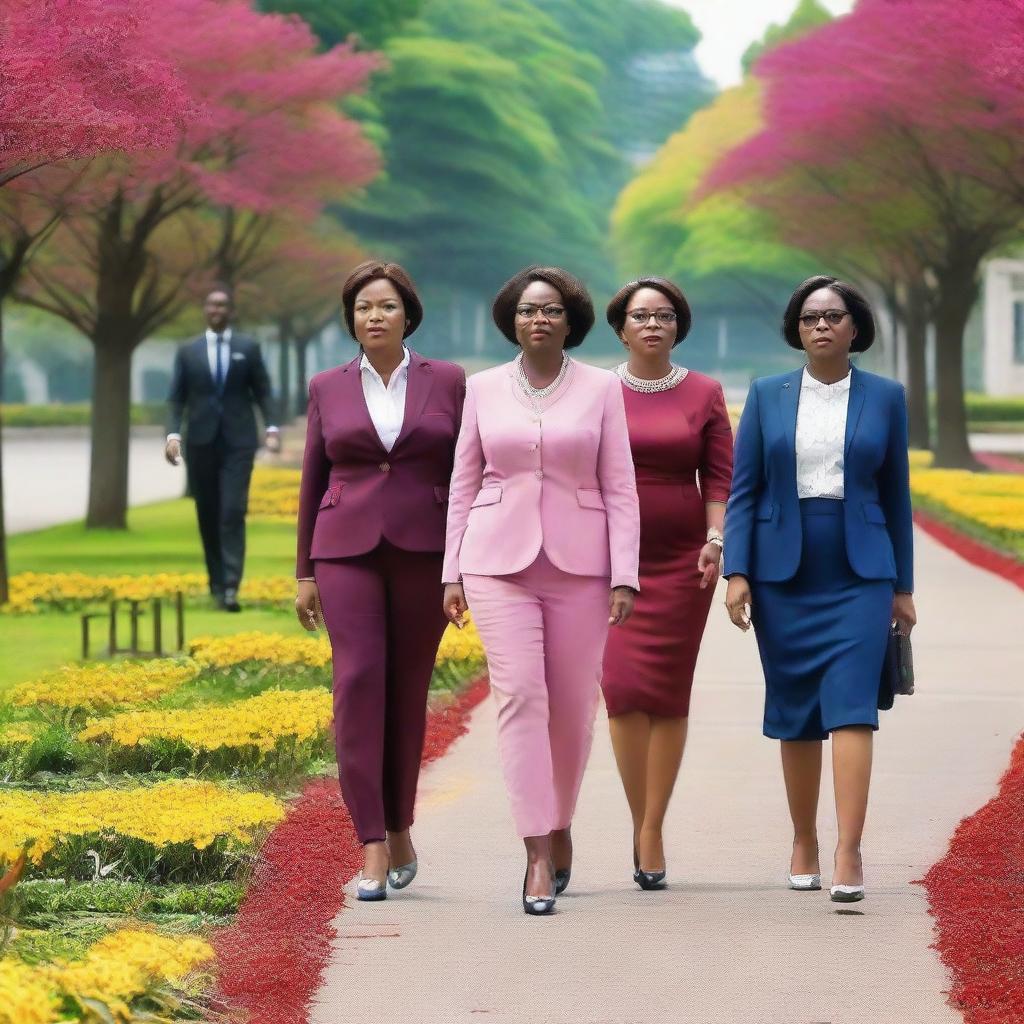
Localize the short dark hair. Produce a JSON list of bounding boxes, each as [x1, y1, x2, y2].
[[342, 260, 423, 339], [782, 275, 875, 352], [492, 266, 595, 349], [606, 277, 692, 347]]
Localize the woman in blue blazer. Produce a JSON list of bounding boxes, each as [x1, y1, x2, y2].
[[723, 275, 917, 904]]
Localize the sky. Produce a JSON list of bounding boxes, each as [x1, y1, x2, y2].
[[669, 0, 855, 88]]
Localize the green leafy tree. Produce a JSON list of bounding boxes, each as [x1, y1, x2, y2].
[[741, 0, 832, 75], [257, 0, 424, 48]]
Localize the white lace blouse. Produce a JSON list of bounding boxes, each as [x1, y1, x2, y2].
[[794, 367, 851, 499]]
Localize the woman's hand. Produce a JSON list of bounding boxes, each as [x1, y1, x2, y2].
[[892, 592, 917, 635], [697, 542, 722, 590], [443, 583, 468, 629], [295, 580, 322, 632], [609, 586, 635, 627], [725, 576, 752, 632]]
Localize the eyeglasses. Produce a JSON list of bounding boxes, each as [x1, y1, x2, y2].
[[799, 309, 850, 329], [627, 309, 677, 326], [515, 304, 566, 321]]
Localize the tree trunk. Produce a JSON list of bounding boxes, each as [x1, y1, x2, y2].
[[932, 281, 978, 469], [904, 284, 931, 451], [86, 339, 134, 528], [294, 338, 309, 418], [277, 319, 291, 424], [0, 299, 8, 604]]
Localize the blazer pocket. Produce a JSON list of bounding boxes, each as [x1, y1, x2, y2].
[[319, 484, 344, 510], [754, 501, 775, 521], [471, 485, 502, 509], [434, 485, 449, 504], [576, 487, 606, 511], [862, 501, 887, 525]]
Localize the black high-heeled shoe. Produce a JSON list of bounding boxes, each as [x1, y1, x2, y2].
[[632, 846, 666, 891], [522, 864, 556, 915], [554, 867, 571, 895]]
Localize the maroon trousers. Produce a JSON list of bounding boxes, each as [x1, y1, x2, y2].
[[315, 542, 447, 844]]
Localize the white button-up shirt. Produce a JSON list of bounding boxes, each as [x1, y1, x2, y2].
[[361, 347, 410, 452], [795, 367, 851, 499]]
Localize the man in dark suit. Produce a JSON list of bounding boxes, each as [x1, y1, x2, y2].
[[165, 287, 280, 611]]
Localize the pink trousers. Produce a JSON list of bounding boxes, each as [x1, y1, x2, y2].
[[463, 550, 610, 838]]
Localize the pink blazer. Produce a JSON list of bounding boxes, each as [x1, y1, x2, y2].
[[443, 359, 641, 590], [296, 352, 465, 578]]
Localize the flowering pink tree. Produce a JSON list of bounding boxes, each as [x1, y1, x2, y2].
[[704, 0, 1024, 467], [0, 0, 192, 602], [17, 0, 380, 528]]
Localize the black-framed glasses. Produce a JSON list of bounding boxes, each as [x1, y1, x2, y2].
[[515, 304, 566, 321], [627, 309, 677, 326], [799, 309, 850, 328]]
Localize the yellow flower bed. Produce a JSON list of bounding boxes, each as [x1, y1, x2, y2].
[[11, 660, 200, 713], [0, 780, 284, 866], [0, 929, 214, 1024], [911, 466, 1024, 533], [0, 722, 43, 745], [190, 631, 331, 669], [80, 688, 333, 754], [247, 466, 301, 521], [2, 571, 295, 613]]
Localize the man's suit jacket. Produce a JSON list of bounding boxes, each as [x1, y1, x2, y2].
[[167, 333, 275, 448], [442, 360, 641, 591], [723, 364, 914, 591], [295, 351, 466, 579]]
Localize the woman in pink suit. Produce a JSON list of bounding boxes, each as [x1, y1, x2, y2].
[[442, 266, 641, 915], [601, 277, 733, 891], [295, 261, 465, 902]]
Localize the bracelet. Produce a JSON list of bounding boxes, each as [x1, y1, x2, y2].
[[296, 577, 315, 583], [706, 527, 724, 544]]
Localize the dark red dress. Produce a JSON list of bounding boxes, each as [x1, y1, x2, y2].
[[601, 371, 733, 718]]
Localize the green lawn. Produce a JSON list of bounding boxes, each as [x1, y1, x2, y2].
[[2, 498, 298, 692]]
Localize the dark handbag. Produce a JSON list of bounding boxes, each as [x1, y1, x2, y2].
[[878, 623, 915, 710]]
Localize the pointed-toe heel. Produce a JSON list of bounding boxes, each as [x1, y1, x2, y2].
[[788, 873, 822, 891], [387, 859, 418, 890], [522, 868, 556, 916], [355, 875, 387, 902], [554, 868, 571, 896], [632, 846, 666, 891], [830, 884, 865, 903]]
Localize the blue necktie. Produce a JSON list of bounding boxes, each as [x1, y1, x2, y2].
[[214, 335, 225, 394]]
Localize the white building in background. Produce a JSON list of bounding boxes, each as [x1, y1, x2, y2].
[[983, 259, 1024, 396]]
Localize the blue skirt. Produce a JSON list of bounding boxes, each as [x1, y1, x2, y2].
[[750, 498, 893, 741]]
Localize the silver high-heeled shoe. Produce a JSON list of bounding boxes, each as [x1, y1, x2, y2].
[[788, 873, 822, 891], [356, 875, 387, 901], [830, 883, 865, 903], [387, 860, 418, 890]]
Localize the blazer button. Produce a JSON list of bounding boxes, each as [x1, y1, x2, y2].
[[379, 462, 391, 473], [535, 469, 543, 479]]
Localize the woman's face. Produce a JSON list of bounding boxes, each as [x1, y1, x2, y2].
[[514, 280, 570, 354], [352, 278, 408, 354], [619, 286, 678, 358], [798, 287, 856, 360]]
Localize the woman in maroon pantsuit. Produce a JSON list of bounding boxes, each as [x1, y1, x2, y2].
[[601, 277, 733, 889], [295, 261, 465, 901]]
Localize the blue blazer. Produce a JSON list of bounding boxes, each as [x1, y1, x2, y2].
[[723, 365, 914, 592]]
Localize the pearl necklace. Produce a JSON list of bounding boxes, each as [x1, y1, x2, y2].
[[516, 352, 570, 401], [615, 362, 688, 393]]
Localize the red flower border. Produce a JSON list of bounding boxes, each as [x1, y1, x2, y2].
[[211, 676, 490, 1024], [913, 509, 1024, 591]]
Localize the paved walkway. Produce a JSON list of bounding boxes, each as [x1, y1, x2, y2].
[[312, 529, 1023, 1024]]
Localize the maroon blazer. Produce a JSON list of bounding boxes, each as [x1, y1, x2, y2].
[[296, 351, 466, 577]]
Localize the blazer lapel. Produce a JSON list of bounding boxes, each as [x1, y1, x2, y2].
[[844, 366, 866, 457], [343, 354, 389, 455], [391, 352, 434, 452], [778, 367, 802, 474]]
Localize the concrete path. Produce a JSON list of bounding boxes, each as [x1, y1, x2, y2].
[[311, 529, 1023, 1024], [2, 427, 185, 534]]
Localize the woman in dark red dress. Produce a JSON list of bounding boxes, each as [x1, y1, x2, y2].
[[602, 277, 733, 889]]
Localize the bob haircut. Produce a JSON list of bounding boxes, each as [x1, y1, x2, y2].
[[782, 275, 875, 352], [342, 260, 423, 339], [492, 265, 595, 349], [606, 276, 692, 347]]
